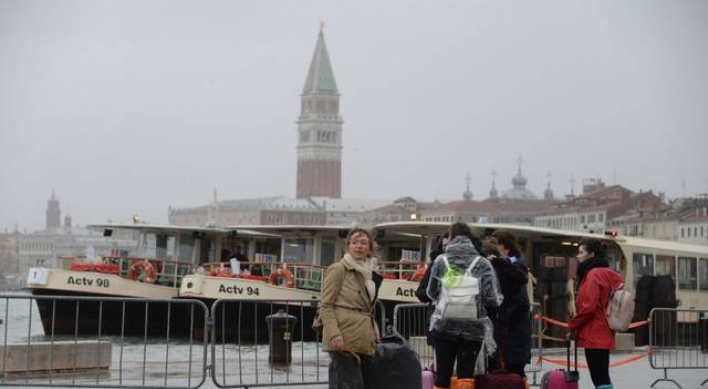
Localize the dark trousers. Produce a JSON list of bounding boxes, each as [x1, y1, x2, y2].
[[584, 348, 611, 387], [434, 337, 482, 388], [328, 351, 371, 389]]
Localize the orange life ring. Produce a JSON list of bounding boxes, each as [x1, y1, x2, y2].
[[409, 267, 426, 282], [127, 260, 155, 283], [269, 268, 295, 288], [208, 267, 233, 278]]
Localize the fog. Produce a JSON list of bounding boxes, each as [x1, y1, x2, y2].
[[1, 0, 707, 232]]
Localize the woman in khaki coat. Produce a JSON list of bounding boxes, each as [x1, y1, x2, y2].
[[319, 228, 381, 389]]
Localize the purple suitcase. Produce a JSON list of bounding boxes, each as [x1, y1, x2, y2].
[[422, 369, 434, 389], [540, 339, 579, 389]]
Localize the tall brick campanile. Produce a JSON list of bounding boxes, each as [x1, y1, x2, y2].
[[296, 27, 343, 198]]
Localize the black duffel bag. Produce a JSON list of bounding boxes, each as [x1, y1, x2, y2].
[[364, 326, 422, 389]]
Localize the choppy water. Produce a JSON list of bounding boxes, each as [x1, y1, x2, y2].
[[0, 292, 330, 389]]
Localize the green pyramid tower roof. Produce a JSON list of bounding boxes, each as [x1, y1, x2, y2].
[[302, 30, 338, 95]]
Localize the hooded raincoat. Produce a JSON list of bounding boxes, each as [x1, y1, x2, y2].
[[426, 236, 504, 342], [568, 266, 624, 349]]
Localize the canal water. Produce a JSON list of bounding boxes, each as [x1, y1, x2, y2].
[[0, 292, 330, 389]]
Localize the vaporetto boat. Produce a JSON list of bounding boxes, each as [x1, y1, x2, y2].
[[25, 223, 424, 341]]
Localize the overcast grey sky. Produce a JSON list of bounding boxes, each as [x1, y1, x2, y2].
[[1, 1, 707, 232]]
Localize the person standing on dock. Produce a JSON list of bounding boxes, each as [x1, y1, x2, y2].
[[568, 238, 623, 389], [488, 229, 531, 379], [318, 228, 382, 389], [426, 222, 503, 389]]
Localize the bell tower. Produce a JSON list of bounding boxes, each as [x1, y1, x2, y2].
[[296, 25, 343, 198]]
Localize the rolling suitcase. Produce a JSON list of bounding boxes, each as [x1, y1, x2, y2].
[[422, 369, 434, 389], [540, 338, 579, 389]]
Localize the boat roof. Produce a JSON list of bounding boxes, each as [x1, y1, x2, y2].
[[373, 221, 708, 255], [223, 224, 355, 237], [87, 223, 278, 237]]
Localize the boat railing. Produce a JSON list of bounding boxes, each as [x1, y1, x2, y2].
[[199, 261, 327, 292], [61, 255, 194, 288], [377, 260, 425, 280]]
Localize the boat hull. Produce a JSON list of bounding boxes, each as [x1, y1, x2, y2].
[[30, 288, 203, 339]]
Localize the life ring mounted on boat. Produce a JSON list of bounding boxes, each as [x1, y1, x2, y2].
[[269, 268, 295, 288], [409, 267, 426, 282], [127, 260, 156, 283]]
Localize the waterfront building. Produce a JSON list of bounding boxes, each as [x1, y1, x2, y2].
[[169, 196, 326, 226], [534, 180, 664, 235], [421, 199, 551, 225], [0, 231, 19, 289]]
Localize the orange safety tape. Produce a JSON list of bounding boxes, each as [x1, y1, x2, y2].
[[628, 319, 651, 329], [540, 347, 651, 369], [535, 315, 651, 330], [541, 334, 569, 342], [534, 314, 568, 328]]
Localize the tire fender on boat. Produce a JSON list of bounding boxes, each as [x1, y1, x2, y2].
[[127, 260, 156, 283], [268, 268, 295, 288]]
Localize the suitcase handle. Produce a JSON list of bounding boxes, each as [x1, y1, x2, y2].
[[566, 333, 578, 372]]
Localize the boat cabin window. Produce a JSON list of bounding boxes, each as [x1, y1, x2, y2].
[[321, 238, 336, 267], [178, 233, 195, 261], [155, 235, 175, 260], [632, 253, 654, 287], [678, 256, 698, 291], [700, 258, 708, 291], [655, 255, 675, 278], [283, 238, 314, 263], [200, 237, 216, 262]]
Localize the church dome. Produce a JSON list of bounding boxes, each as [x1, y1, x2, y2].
[[489, 185, 498, 199], [512, 171, 528, 188], [502, 165, 537, 200]]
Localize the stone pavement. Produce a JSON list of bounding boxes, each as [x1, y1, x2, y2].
[[192, 347, 708, 389], [531, 347, 707, 389]]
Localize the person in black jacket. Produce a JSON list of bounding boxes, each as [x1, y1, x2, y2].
[[487, 229, 531, 378], [415, 232, 449, 303], [415, 232, 449, 347]]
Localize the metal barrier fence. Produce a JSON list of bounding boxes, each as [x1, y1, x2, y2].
[[649, 307, 708, 389], [208, 299, 385, 388], [0, 293, 388, 389], [0, 293, 209, 388], [391, 302, 544, 385]]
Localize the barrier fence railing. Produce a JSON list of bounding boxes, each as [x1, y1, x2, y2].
[[0, 293, 391, 389], [391, 301, 544, 386], [0, 293, 557, 389], [649, 307, 708, 389], [0, 293, 209, 388], [208, 298, 386, 389]]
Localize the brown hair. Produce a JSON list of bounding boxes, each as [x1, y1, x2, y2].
[[345, 228, 376, 257], [482, 237, 501, 258], [491, 229, 522, 258]]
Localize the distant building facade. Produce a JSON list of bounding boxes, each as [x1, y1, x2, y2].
[[0, 232, 19, 289], [16, 193, 135, 287], [169, 196, 327, 227]]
